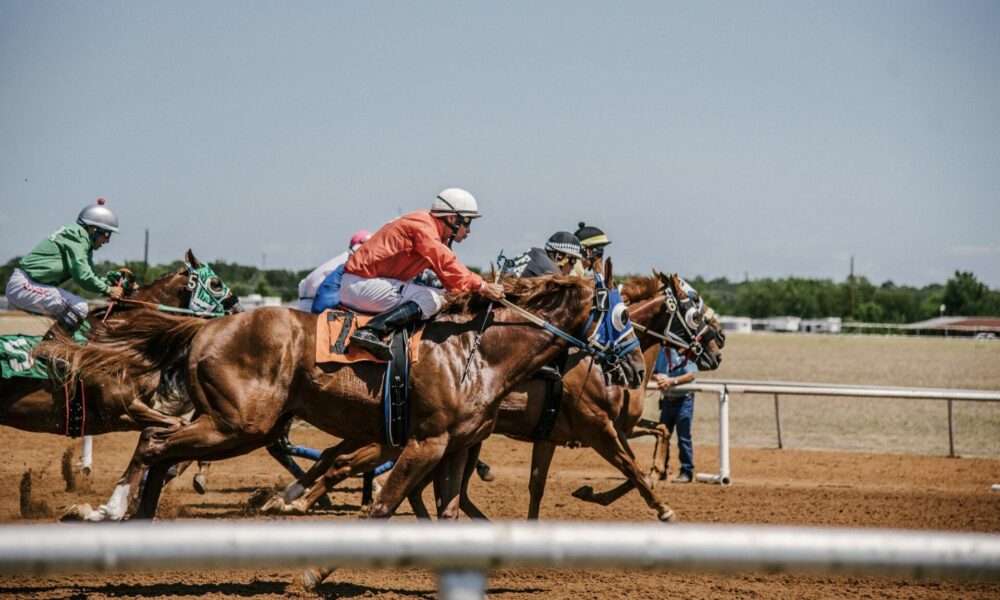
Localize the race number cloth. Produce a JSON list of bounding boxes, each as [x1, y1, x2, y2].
[[1, 324, 90, 380], [315, 309, 423, 365]]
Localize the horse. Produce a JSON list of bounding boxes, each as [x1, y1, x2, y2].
[[262, 271, 724, 523], [40, 259, 646, 522], [1, 249, 239, 438]]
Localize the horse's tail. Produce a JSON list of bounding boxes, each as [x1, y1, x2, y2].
[[35, 310, 210, 383]]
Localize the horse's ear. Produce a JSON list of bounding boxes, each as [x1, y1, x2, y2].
[[185, 249, 203, 269], [655, 269, 671, 285], [670, 273, 685, 296], [605, 257, 614, 284]]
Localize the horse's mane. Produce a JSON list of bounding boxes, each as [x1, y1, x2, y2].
[[36, 310, 208, 383], [444, 274, 588, 322], [620, 275, 660, 304]]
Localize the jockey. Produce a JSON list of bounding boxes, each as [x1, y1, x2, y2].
[[573, 222, 611, 274], [5, 198, 126, 330], [341, 187, 505, 360], [510, 231, 583, 277], [296, 229, 373, 312]]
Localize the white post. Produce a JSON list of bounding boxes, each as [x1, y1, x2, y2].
[[78, 435, 93, 475], [696, 387, 731, 485], [438, 569, 487, 600]]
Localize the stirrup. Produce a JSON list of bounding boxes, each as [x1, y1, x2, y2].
[[350, 329, 392, 360]]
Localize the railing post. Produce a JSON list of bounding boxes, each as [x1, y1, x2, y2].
[[774, 393, 783, 449], [720, 388, 730, 484], [947, 399, 956, 458], [438, 569, 487, 600], [695, 386, 731, 485]]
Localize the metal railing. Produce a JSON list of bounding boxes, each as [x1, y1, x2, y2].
[[1, 521, 998, 598], [646, 379, 1000, 485]]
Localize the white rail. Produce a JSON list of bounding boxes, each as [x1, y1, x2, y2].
[[1, 521, 998, 597], [645, 379, 1000, 484]]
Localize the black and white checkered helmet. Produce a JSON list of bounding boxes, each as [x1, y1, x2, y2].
[[544, 231, 583, 259]]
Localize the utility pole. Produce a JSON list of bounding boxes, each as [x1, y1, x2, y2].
[[142, 228, 149, 283], [849, 255, 855, 320]]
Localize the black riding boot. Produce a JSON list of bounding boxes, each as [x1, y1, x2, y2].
[[349, 301, 423, 360]]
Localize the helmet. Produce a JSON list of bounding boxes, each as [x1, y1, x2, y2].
[[430, 188, 481, 219], [574, 222, 609, 248], [544, 231, 583, 259], [77, 198, 120, 233], [348, 229, 373, 251]]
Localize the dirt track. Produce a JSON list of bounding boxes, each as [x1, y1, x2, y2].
[[1, 425, 998, 599]]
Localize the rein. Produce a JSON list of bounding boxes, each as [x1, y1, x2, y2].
[[494, 296, 630, 365], [113, 298, 231, 318]]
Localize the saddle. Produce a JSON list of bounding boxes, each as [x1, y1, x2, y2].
[[315, 308, 424, 447]]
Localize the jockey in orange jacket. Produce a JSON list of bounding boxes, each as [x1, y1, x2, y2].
[[340, 188, 505, 360]]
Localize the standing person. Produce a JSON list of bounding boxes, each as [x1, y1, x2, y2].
[[341, 187, 505, 360], [509, 231, 583, 278], [652, 346, 699, 483], [573, 222, 611, 274], [5, 198, 125, 331], [296, 230, 372, 312]]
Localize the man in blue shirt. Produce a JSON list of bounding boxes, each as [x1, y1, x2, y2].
[[652, 346, 699, 483]]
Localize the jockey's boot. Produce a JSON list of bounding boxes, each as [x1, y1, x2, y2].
[[349, 301, 422, 361]]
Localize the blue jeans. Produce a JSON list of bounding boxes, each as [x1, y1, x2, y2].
[[659, 395, 694, 476]]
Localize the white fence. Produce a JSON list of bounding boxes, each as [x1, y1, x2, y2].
[[1, 521, 998, 598], [649, 379, 1000, 484]]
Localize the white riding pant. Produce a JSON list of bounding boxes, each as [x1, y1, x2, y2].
[[339, 273, 445, 319], [5, 268, 89, 322]]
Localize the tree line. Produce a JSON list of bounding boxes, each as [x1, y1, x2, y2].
[[3, 256, 998, 322]]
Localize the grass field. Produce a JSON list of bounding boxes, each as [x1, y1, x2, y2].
[[643, 333, 1000, 458]]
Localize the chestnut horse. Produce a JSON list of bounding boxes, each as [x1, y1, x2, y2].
[[42, 263, 646, 521], [263, 271, 723, 522], [1, 250, 239, 437]]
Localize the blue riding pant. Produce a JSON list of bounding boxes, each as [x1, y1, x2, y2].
[[659, 395, 694, 477]]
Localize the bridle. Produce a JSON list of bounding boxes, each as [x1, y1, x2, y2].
[[110, 264, 240, 319], [630, 280, 724, 365]]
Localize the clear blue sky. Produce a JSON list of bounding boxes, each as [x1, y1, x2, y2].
[[2, 1, 998, 286]]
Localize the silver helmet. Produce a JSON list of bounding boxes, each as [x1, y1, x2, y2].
[[77, 198, 120, 233]]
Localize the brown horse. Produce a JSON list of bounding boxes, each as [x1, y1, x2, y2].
[[41, 262, 646, 521], [263, 272, 724, 522], [1, 250, 239, 437]]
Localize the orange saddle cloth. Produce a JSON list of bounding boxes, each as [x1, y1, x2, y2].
[[315, 309, 423, 364]]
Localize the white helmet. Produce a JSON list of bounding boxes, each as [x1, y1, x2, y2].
[[77, 198, 120, 233], [430, 188, 481, 219]]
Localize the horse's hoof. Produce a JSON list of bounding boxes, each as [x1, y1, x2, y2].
[[571, 485, 594, 501], [260, 496, 285, 514], [658, 508, 677, 523], [59, 503, 93, 522], [193, 473, 208, 495], [302, 568, 322, 592]]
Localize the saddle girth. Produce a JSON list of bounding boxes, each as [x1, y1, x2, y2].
[[528, 350, 569, 442], [384, 326, 413, 448], [64, 378, 86, 438]]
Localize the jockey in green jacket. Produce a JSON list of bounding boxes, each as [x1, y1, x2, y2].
[[5, 198, 125, 330]]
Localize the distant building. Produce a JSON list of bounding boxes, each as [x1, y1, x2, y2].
[[800, 317, 842, 334], [239, 293, 283, 310], [902, 316, 1000, 336], [718, 316, 752, 333], [755, 316, 801, 332]]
